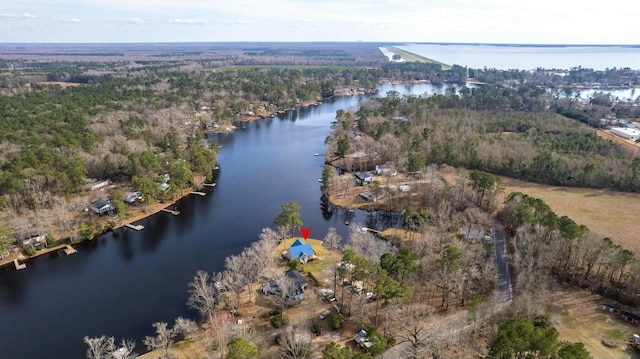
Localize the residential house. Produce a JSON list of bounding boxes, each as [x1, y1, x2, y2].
[[286, 269, 308, 292], [354, 329, 373, 349], [288, 239, 316, 263], [19, 230, 47, 249], [89, 179, 109, 191], [374, 165, 397, 176], [360, 190, 384, 202], [354, 172, 374, 186], [90, 200, 114, 215], [124, 191, 143, 204]]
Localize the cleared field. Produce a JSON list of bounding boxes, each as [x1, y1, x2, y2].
[[385, 46, 452, 69], [501, 177, 640, 254], [549, 283, 640, 359]]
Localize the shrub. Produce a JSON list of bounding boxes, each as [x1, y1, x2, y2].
[[270, 315, 288, 328], [306, 271, 321, 287], [328, 312, 341, 330], [45, 233, 57, 246], [288, 259, 301, 271], [311, 322, 321, 335], [24, 247, 36, 256]]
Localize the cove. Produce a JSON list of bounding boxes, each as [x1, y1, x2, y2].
[[0, 83, 457, 359]]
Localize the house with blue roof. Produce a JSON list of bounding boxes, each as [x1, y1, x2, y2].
[[288, 239, 316, 263]]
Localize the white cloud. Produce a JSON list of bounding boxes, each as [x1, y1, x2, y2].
[[130, 17, 144, 24], [169, 17, 208, 25], [64, 17, 81, 23], [0, 12, 36, 18]]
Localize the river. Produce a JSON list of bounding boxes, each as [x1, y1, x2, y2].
[[0, 83, 451, 359]]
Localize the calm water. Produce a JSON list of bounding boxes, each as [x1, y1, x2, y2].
[[0, 83, 447, 359], [397, 43, 640, 70]]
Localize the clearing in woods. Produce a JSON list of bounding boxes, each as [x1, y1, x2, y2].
[[500, 177, 640, 254], [549, 283, 640, 359]]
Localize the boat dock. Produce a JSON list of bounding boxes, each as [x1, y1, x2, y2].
[[202, 183, 217, 187], [190, 191, 206, 196], [161, 208, 180, 215], [361, 227, 382, 234], [63, 245, 77, 255], [125, 224, 144, 231], [14, 259, 26, 270]]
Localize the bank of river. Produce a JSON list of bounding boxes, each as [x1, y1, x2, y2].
[[0, 83, 455, 359]]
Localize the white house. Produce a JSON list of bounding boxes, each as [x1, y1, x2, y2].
[[355, 172, 374, 186], [91, 200, 114, 215], [611, 127, 640, 140], [375, 165, 397, 176], [89, 180, 109, 191]]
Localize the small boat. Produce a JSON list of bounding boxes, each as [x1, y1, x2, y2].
[[314, 153, 321, 156], [318, 179, 322, 182]]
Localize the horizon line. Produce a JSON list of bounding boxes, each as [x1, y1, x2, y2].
[[0, 41, 639, 47]]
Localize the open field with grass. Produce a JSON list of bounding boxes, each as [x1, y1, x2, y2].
[[500, 177, 640, 254], [549, 283, 640, 359], [385, 46, 451, 69]]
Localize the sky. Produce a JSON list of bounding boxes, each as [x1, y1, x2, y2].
[[1, 0, 639, 44]]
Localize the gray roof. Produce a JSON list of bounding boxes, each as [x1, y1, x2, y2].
[[286, 270, 308, 287]]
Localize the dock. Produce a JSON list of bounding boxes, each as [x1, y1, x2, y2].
[[361, 227, 382, 234], [63, 245, 77, 255], [202, 183, 217, 187], [190, 191, 206, 196], [125, 224, 144, 231], [14, 259, 26, 270], [161, 208, 180, 215]]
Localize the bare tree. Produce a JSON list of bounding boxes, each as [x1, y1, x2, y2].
[[143, 322, 176, 359], [187, 270, 218, 319], [277, 330, 312, 359], [394, 304, 435, 359], [267, 273, 300, 322], [209, 311, 234, 359], [173, 316, 198, 340], [84, 335, 115, 359], [322, 227, 342, 250], [346, 224, 395, 265], [84, 335, 136, 359]]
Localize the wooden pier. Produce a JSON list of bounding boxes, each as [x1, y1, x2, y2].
[[361, 227, 382, 234], [125, 224, 144, 231], [63, 245, 77, 255], [190, 191, 206, 196], [202, 183, 217, 187], [14, 259, 26, 270], [161, 208, 180, 215]]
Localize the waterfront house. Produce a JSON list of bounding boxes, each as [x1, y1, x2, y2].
[[90, 200, 114, 215], [288, 239, 316, 263], [124, 191, 143, 204], [19, 230, 47, 249], [360, 190, 384, 202], [354, 172, 374, 185]]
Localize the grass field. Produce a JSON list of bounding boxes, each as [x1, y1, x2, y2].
[[501, 177, 640, 254], [385, 46, 451, 69]]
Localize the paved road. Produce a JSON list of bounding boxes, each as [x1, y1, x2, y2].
[[383, 221, 513, 358], [493, 221, 513, 304]]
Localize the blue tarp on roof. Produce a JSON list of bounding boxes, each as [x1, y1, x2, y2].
[[288, 239, 314, 259]]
